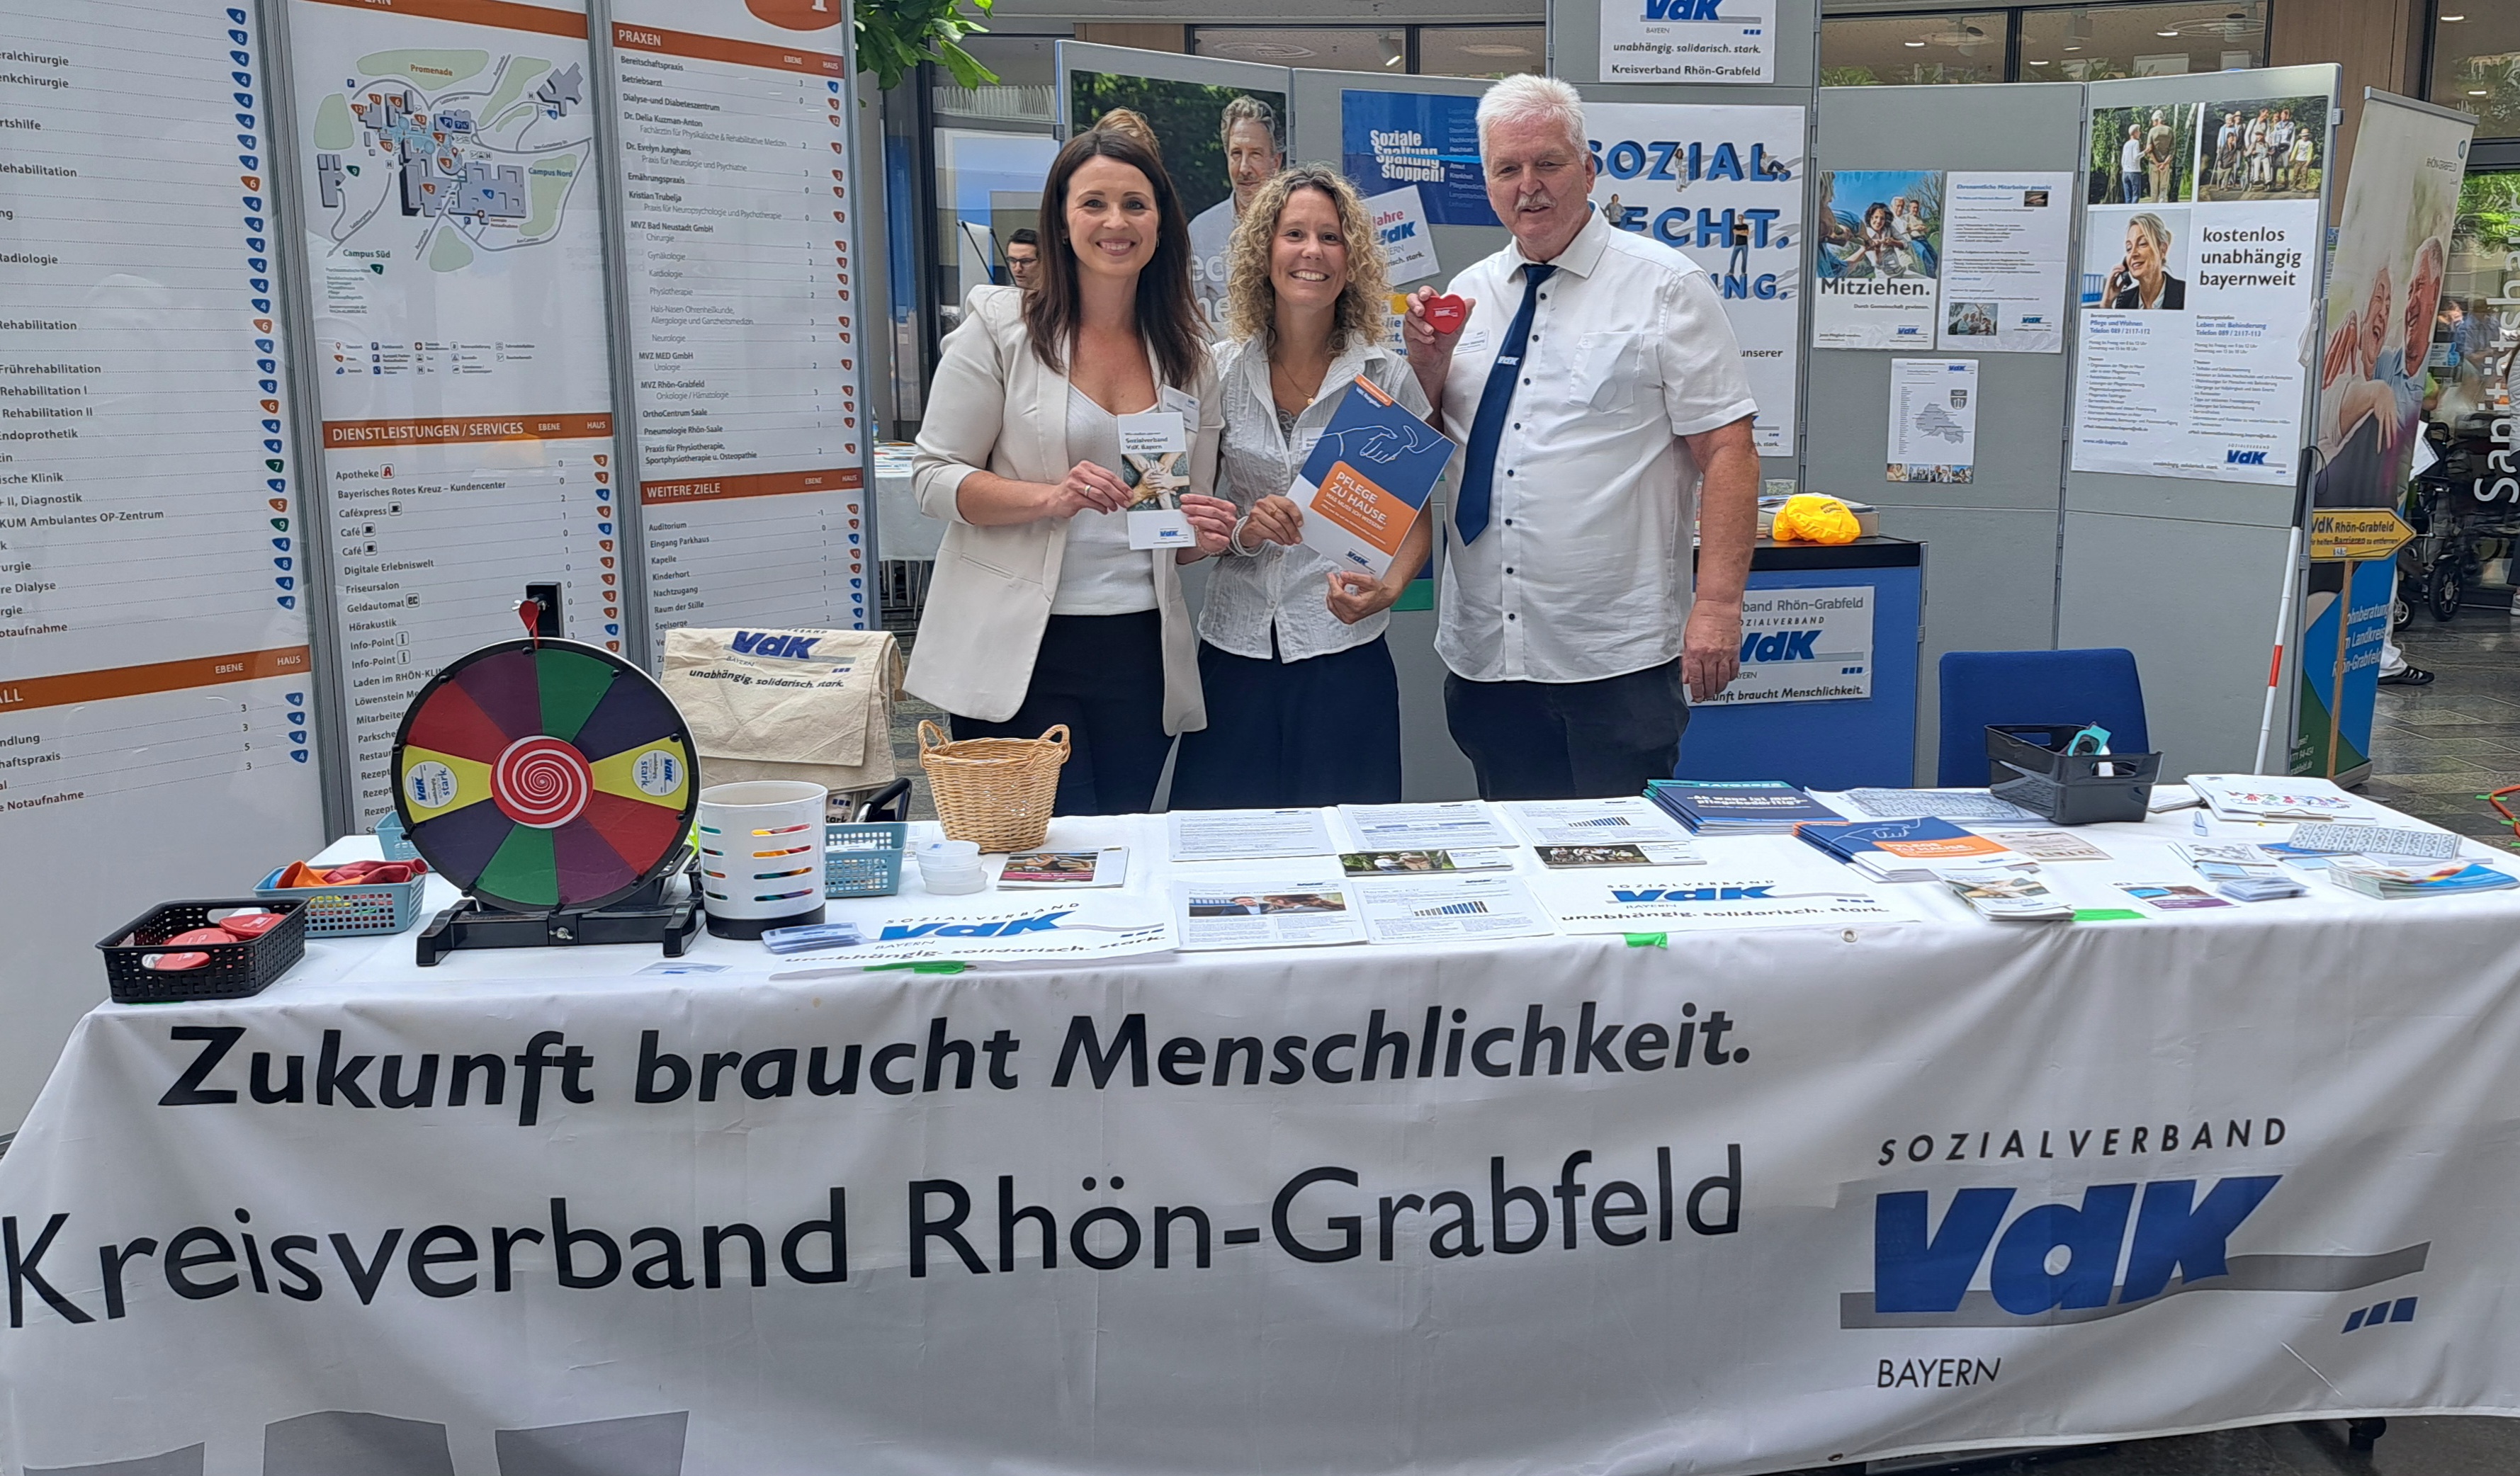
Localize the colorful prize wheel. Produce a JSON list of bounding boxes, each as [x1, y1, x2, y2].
[[392, 640, 697, 914]]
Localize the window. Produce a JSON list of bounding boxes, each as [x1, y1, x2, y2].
[[1821, 12, 2008, 86], [1419, 26, 1547, 79], [2429, 5, 2520, 140], [1192, 28, 1408, 72], [1821, 4, 2268, 87], [2018, 2, 2264, 81]]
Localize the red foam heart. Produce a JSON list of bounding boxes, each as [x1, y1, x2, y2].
[[145, 951, 211, 972], [1425, 295, 1468, 334], [166, 928, 237, 948], [216, 912, 285, 938]]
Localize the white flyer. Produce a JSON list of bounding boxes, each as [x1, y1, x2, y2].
[[1364, 184, 1440, 285], [1119, 409, 1194, 549], [1169, 808, 1340, 863], [1353, 875, 1554, 945], [1887, 358, 1979, 483], [1535, 871, 1917, 934], [1174, 876, 1366, 950], [1597, 0, 1775, 83], [1938, 172, 2072, 353], [1505, 797, 1693, 846], [1339, 801, 1515, 851], [807, 894, 1177, 965]]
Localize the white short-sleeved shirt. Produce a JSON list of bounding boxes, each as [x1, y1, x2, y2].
[[1432, 209, 1756, 684]]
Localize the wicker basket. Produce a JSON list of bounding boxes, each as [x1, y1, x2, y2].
[[919, 720, 1068, 852]]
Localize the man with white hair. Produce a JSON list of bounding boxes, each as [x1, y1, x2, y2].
[[1403, 74, 1760, 800]]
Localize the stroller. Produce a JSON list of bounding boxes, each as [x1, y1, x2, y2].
[[2401, 412, 2520, 621]]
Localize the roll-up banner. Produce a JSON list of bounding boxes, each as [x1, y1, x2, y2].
[[0, 0, 327, 1127], [601, 0, 871, 658], [2293, 92, 2476, 778]]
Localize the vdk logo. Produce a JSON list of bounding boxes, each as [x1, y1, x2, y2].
[[1643, 0, 1727, 16], [732, 630, 820, 657], [2226, 449, 2269, 466], [1739, 629, 1821, 662], [879, 910, 1075, 941], [1841, 1176, 2430, 1327], [1613, 885, 1774, 902]]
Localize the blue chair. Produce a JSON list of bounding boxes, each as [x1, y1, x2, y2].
[[1937, 649, 2150, 788]]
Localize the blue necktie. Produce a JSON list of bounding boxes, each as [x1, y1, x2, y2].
[[1454, 263, 1555, 545]]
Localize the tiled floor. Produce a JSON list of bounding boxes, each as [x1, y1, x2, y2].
[[877, 611, 2520, 1475], [2358, 606, 2520, 848]]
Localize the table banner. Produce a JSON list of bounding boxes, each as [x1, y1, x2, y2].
[[5, 905, 2520, 1475]]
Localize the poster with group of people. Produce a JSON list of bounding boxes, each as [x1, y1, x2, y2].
[[2071, 91, 2331, 485]]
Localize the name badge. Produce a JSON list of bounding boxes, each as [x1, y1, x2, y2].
[[1119, 409, 1193, 549]]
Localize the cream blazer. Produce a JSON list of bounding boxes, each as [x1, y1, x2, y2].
[[905, 286, 1221, 734]]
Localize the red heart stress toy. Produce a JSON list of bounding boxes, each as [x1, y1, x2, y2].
[[1424, 294, 1468, 334]]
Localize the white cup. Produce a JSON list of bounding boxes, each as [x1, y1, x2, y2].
[[698, 780, 830, 938], [917, 839, 988, 895]]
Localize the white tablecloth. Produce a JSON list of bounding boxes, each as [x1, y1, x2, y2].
[[6, 796, 2520, 1476]]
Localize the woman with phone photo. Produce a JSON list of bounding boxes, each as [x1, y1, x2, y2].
[[2101, 212, 2184, 310]]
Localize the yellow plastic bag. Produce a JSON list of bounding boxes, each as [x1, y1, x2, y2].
[[1771, 494, 1860, 545]]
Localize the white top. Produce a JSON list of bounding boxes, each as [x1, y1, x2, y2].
[[1430, 209, 1757, 684], [2121, 137, 2142, 174], [1202, 336, 1437, 662], [1187, 196, 1238, 335], [1051, 387, 1160, 615]]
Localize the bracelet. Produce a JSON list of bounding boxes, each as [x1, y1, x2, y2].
[[1228, 516, 1264, 557]]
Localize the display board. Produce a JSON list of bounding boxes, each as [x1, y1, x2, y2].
[[0, 0, 327, 1128], [1807, 84, 2084, 783], [2056, 65, 2339, 780], [600, 0, 871, 661], [284, 0, 624, 827]]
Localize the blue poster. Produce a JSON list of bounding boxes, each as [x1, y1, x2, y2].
[[1341, 90, 1496, 227]]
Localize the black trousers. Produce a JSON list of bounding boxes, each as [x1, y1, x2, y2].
[[951, 611, 1170, 817], [1171, 635, 1403, 810], [1444, 659, 1689, 802]]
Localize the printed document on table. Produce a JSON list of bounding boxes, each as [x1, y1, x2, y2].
[[1505, 797, 1693, 846], [1353, 875, 1554, 944], [1339, 801, 1515, 851], [1173, 876, 1367, 950], [1169, 809, 1338, 863]]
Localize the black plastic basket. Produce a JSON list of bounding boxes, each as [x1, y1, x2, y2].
[[1985, 724, 2162, 826], [96, 898, 307, 1004]]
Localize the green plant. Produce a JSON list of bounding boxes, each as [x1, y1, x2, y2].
[[857, 0, 997, 89], [1819, 65, 1881, 88]]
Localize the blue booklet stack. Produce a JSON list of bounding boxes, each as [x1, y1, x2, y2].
[[1646, 779, 1844, 836]]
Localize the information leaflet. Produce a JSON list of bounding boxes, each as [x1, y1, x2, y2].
[[1938, 172, 2070, 353], [607, 0, 870, 658], [1887, 358, 1977, 484], [1288, 378, 1454, 579], [0, 0, 324, 1124], [288, 0, 622, 823], [1585, 104, 1803, 458]]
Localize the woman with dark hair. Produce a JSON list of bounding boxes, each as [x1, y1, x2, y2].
[[906, 125, 1237, 815], [1170, 165, 1435, 808]]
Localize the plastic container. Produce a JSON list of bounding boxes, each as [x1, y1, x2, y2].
[[374, 812, 422, 861], [1984, 724, 2161, 826], [256, 865, 429, 937], [916, 839, 988, 895], [697, 780, 830, 938], [97, 899, 307, 1004], [825, 821, 908, 898]]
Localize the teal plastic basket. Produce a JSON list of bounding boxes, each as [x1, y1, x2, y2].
[[257, 866, 428, 937], [825, 822, 908, 898]]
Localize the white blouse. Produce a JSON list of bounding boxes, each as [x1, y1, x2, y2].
[[1050, 387, 1160, 616], [1202, 337, 1437, 663]]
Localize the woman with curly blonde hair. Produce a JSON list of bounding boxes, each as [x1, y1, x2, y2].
[[1171, 165, 1440, 808]]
